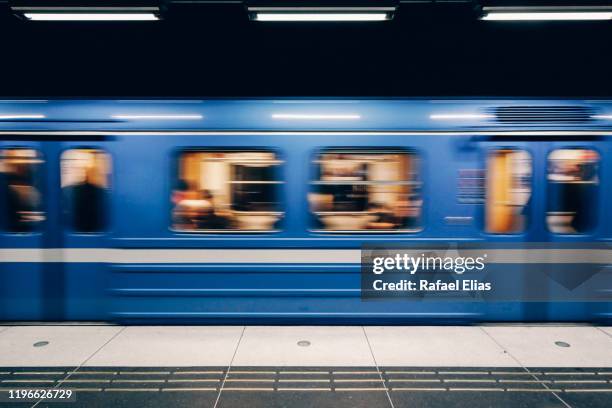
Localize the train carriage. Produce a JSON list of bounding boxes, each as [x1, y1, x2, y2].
[[0, 98, 611, 323]]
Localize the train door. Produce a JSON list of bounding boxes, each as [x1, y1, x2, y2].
[[542, 139, 604, 321], [59, 142, 112, 320], [0, 141, 49, 320], [479, 139, 544, 321]]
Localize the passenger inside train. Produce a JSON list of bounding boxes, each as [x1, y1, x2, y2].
[[0, 148, 45, 233], [309, 150, 422, 232], [171, 151, 283, 231], [61, 149, 111, 233], [547, 149, 599, 234]]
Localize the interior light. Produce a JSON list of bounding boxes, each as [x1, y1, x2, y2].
[[592, 114, 612, 120], [272, 113, 361, 120]]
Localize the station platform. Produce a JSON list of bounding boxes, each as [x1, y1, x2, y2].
[[0, 325, 611, 408]]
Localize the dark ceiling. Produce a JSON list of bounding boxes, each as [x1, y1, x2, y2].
[[0, 2, 611, 97]]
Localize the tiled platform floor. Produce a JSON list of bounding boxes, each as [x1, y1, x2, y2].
[[0, 325, 610, 407]]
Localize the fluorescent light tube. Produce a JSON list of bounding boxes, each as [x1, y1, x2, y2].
[[24, 13, 159, 21], [593, 115, 612, 120], [254, 12, 389, 22], [112, 114, 203, 120], [0, 114, 46, 120], [272, 113, 361, 120], [482, 12, 612, 21]]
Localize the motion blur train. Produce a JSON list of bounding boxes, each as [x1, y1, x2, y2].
[[0, 98, 611, 323]]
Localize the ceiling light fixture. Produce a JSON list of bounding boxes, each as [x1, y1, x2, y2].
[[252, 10, 391, 22], [247, 1, 397, 22], [10, 1, 163, 21], [480, 6, 612, 21], [23, 12, 159, 21]]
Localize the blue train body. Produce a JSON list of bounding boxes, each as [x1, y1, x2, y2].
[[0, 99, 611, 323]]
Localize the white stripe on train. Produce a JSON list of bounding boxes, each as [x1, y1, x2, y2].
[[0, 130, 612, 137], [1, 248, 612, 263]]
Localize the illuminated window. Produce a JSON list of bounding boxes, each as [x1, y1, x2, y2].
[[172, 150, 283, 232], [309, 149, 422, 232], [61, 149, 111, 233], [547, 149, 599, 234], [485, 149, 532, 234], [0, 148, 45, 233]]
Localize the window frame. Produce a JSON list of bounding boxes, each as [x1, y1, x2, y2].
[[482, 146, 533, 236], [545, 146, 601, 236], [0, 146, 46, 235], [308, 147, 424, 234], [60, 147, 112, 235], [169, 148, 285, 234]]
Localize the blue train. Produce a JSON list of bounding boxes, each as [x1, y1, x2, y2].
[[1, 98, 611, 323]]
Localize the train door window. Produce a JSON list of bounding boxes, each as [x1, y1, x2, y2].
[[547, 149, 599, 234], [309, 149, 422, 232], [485, 149, 532, 234], [61, 149, 111, 233], [0, 148, 45, 233], [172, 150, 283, 232]]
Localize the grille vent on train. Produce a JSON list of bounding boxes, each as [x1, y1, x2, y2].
[[492, 106, 595, 124]]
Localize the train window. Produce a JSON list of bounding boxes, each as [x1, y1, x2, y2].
[[61, 149, 111, 233], [547, 149, 599, 234], [485, 149, 532, 234], [309, 149, 422, 232], [0, 148, 45, 233], [172, 150, 283, 232]]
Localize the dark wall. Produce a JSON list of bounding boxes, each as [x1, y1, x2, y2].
[[0, 4, 611, 97]]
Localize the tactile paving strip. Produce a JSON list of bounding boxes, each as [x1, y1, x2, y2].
[[0, 367, 611, 394]]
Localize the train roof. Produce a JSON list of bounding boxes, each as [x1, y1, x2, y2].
[[0, 98, 611, 132]]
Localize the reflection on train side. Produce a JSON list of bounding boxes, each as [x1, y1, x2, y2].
[[0, 148, 45, 232], [308, 150, 422, 232], [547, 149, 599, 234], [172, 151, 284, 232]]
